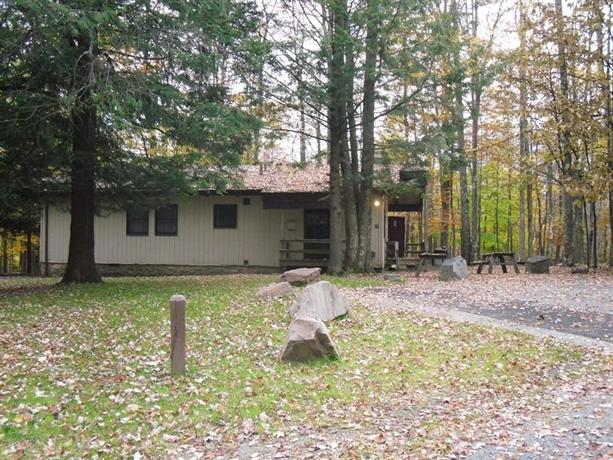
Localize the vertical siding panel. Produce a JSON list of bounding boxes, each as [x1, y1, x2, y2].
[[48, 194, 383, 269]]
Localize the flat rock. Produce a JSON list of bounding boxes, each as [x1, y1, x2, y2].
[[439, 256, 469, 281], [290, 280, 348, 321], [571, 265, 589, 274], [257, 282, 292, 299], [279, 267, 321, 286], [281, 317, 339, 362], [526, 255, 550, 274]]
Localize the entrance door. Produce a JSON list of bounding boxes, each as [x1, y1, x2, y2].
[[304, 209, 330, 260], [387, 216, 405, 257]]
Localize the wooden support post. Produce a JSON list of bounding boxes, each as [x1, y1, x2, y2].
[[415, 257, 424, 277], [488, 255, 494, 274], [500, 255, 508, 273], [170, 294, 186, 375], [394, 241, 400, 269], [511, 254, 520, 274]]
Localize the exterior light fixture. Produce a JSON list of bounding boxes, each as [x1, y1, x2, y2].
[[373, 199, 381, 207]]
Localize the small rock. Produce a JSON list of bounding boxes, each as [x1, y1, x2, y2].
[[281, 317, 339, 362], [126, 404, 139, 413], [571, 265, 589, 274], [257, 282, 292, 299], [526, 255, 550, 274], [289, 280, 348, 321], [439, 256, 469, 281], [279, 267, 321, 286]]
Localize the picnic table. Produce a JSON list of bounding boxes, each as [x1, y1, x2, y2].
[[415, 252, 448, 277], [476, 252, 520, 274]]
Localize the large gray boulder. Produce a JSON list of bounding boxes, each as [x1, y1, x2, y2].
[[438, 256, 469, 281], [526, 255, 550, 274], [290, 280, 348, 321], [281, 317, 339, 362], [257, 282, 293, 299], [279, 267, 321, 286]]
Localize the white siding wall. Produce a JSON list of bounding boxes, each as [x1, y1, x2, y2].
[[41, 194, 386, 269]]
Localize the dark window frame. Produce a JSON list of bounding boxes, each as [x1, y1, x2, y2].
[[126, 208, 149, 236], [213, 204, 238, 229], [155, 204, 178, 236]]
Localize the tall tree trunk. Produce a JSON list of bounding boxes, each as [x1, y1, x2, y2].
[[591, 201, 597, 268], [335, 0, 358, 271], [607, 8, 613, 267], [545, 162, 554, 257], [341, 139, 359, 270], [357, 0, 379, 271], [451, 0, 471, 262], [327, 1, 347, 275], [62, 37, 101, 283], [316, 115, 323, 159], [555, 0, 575, 266], [297, 35, 307, 164], [495, 161, 500, 250], [299, 88, 307, 163], [527, 176, 533, 257], [440, 159, 452, 249], [1, 236, 7, 274], [470, 0, 481, 260], [346, 38, 360, 182], [518, 0, 528, 261], [26, 232, 32, 274], [456, 90, 471, 261]]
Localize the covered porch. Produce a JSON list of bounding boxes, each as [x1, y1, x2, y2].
[[263, 192, 386, 271]]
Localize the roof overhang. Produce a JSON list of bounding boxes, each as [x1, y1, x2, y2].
[[262, 192, 329, 209]]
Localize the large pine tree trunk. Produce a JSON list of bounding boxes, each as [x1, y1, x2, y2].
[[341, 139, 359, 270], [356, 0, 379, 271], [62, 103, 101, 283], [326, 1, 347, 275], [62, 37, 101, 283]]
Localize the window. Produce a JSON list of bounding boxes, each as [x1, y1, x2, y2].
[[155, 205, 178, 236], [126, 209, 149, 236], [214, 204, 237, 229]]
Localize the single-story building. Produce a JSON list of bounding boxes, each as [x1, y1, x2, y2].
[[40, 163, 426, 275]]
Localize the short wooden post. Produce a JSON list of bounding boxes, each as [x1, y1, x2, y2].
[[170, 294, 186, 375], [511, 254, 520, 274]]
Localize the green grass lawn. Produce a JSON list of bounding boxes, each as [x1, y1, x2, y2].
[[0, 275, 602, 457]]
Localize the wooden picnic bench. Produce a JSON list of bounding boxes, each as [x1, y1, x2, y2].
[[415, 252, 448, 277], [476, 252, 520, 274]]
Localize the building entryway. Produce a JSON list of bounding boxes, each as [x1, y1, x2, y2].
[[304, 209, 330, 261], [387, 216, 406, 257], [386, 211, 425, 270]]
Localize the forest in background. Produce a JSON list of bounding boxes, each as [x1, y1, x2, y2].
[[255, 0, 612, 269], [0, 0, 611, 278]]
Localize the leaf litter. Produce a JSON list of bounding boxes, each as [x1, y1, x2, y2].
[[0, 272, 610, 458]]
